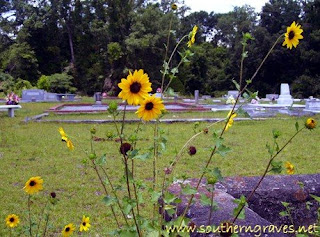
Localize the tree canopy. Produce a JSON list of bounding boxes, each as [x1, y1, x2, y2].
[[0, 0, 319, 97]]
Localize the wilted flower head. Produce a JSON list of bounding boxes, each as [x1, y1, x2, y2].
[[188, 146, 197, 156], [50, 192, 56, 198], [226, 95, 236, 105], [120, 143, 132, 155]]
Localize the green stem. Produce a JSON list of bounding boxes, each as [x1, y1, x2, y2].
[[152, 122, 159, 219], [28, 195, 32, 237], [100, 166, 129, 225], [42, 213, 49, 237], [231, 127, 304, 224], [91, 160, 121, 228], [35, 200, 49, 237], [160, 14, 173, 97]]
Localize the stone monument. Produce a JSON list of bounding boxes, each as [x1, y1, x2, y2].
[[277, 83, 293, 106]]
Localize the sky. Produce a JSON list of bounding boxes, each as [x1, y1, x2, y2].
[[183, 0, 270, 14]]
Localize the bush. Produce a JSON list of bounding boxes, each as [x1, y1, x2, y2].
[[47, 73, 76, 93], [0, 72, 15, 93], [37, 75, 50, 91]]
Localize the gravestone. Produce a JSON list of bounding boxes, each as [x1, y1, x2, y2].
[[266, 94, 279, 101], [228, 90, 239, 99], [194, 90, 199, 105], [277, 84, 293, 106], [304, 98, 320, 113], [94, 92, 102, 105], [44, 92, 58, 101], [22, 89, 45, 102]]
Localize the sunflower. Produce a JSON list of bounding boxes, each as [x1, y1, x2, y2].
[[282, 21, 303, 49], [285, 161, 294, 175], [24, 176, 43, 195], [187, 25, 198, 47], [136, 95, 165, 121], [59, 127, 68, 142], [79, 215, 91, 232], [118, 69, 152, 105], [5, 214, 19, 228], [67, 139, 74, 150], [62, 223, 75, 237], [58, 127, 74, 150], [305, 118, 316, 130], [225, 111, 237, 131]]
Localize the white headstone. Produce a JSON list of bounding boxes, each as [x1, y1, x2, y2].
[[277, 83, 293, 106]]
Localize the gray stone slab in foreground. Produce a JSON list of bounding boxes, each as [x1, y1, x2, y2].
[[165, 174, 320, 237], [220, 174, 320, 227]]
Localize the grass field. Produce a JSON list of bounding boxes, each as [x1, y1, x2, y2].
[[0, 100, 319, 236]]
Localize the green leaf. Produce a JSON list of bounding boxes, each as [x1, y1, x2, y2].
[[279, 211, 288, 217], [164, 204, 176, 210], [232, 79, 240, 91], [295, 121, 299, 132], [102, 196, 117, 206], [200, 193, 212, 206], [150, 190, 162, 202], [163, 192, 177, 204], [96, 154, 107, 165], [233, 195, 247, 220], [216, 144, 231, 157], [281, 201, 290, 207], [270, 161, 282, 174], [272, 129, 281, 139], [310, 194, 320, 203], [266, 143, 273, 156], [181, 184, 197, 195], [133, 152, 151, 161], [171, 67, 179, 75], [245, 79, 252, 85], [127, 149, 139, 159]]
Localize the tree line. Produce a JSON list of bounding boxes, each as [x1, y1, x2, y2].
[[0, 0, 319, 98]]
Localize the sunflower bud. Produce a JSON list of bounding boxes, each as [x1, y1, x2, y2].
[[120, 143, 132, 155], [89, 153, 97, 160], [171, 3, 177, 10], [108, 101, 118, 114], [90, 127, 96, 134], [188, 146, 197, 156], [305, 118, 316, 130]]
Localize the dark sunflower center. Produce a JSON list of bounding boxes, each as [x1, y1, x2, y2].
[[66, 227, 70, 232], [311, 119, 314, 124], [145, 102, 154, 110], [10, 218, 15, 222], [30, 181, 36, 186], [288, 31, 295, 40], [82, 222, 86, 226], [130, 82, 141, 94]]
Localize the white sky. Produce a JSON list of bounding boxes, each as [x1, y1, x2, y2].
[[183, 0, 269, 13]]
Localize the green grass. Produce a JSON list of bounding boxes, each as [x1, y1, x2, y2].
[[0, 101, 319, 236]]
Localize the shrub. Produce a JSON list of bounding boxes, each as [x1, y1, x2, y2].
[[47, 73, 76, 93], [37, 75, 50, 91]]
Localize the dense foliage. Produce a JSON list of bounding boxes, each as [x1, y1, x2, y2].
[[0, 0, 319, 97]]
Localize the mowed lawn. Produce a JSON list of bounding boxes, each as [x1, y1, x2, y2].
[[0, 102, 319, 236]]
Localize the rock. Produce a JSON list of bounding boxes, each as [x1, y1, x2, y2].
[[165, 178, 287, 236]]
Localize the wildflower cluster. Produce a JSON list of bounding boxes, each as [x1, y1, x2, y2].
[[5, 176, 90, 236]]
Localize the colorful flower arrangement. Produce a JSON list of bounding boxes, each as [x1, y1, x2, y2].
[[5, 92, 20, 105]]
